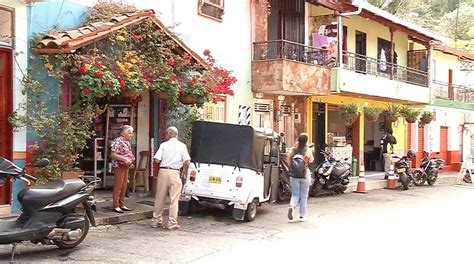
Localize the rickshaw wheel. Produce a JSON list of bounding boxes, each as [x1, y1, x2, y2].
[[244, 199, 258, 222]]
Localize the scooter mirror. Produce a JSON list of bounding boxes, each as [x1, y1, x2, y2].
[[34, 158, 50, 168]]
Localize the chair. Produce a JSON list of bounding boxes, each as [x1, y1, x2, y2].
[[130, 151, 150, 192]]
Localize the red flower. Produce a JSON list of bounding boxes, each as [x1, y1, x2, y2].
[[78, 67, 87, 74], [131, 33, 141, 42], [105, 80, 112, 86], [167, 58, 175, 66], [119, 79, 126, 90], [143, 86, 148, 92], [95, 64, 103, 70], [180, 87, 185, 92], [82, 88, 90, 95], [94, 72, 103, 78], [203, 49, 211, 56]]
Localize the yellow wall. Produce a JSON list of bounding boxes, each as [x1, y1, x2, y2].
[[309, 5, 410, 67]]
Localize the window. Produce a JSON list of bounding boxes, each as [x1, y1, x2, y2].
[[0, 7, 14, 47], [198, 0, 225, 22], [202, 101, 225, 122]]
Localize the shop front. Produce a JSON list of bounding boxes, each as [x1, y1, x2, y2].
[[310, 95, 408, 176]]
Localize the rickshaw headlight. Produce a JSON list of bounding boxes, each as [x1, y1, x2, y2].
[[190, 170, 197, 181], [318, 168, 324, 174], [236, 176, 243, 188]]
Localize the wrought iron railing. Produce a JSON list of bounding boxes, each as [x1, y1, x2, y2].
[[253, 40, 334, 67], [432, 80, 474, 103], [343, 51, 429, 87]]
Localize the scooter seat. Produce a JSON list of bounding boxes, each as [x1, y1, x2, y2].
[[18, 179, 86, 208]]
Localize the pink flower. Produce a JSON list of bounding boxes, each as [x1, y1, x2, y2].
[[167, 58, 175, 66], [203, 49, 211, 56]]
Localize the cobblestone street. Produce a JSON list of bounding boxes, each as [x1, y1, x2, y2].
[[1, 182, 473, 263]]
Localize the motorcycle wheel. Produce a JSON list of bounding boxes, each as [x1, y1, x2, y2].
[[309, 186, 318, 197], [400, 174, 409, 190], [413, 171, 426, 186], [54, 215, 90, 249], [463, 172, 472, 183], [278, 188, 291, 201], [335, 185, 347, 194], [427, 176, 437, 186]]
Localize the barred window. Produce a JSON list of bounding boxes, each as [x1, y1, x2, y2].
[[198, 0, 225, 22]]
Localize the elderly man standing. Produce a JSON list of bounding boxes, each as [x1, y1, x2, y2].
[[152, 126, 190, 230]]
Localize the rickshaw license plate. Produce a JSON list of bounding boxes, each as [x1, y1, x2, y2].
[[397, 168, 406, 173], [209, 176, 221, 184]]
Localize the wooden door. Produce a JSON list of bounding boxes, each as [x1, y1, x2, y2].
[[0, 48, 13, 205], [439, 127, 449, 164]]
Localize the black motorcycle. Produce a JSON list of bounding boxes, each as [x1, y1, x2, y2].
[[413, 152, 445, 186], [309, 149, 351, 197], [0, 157, 99, 262], [393, 150, 415, 190]]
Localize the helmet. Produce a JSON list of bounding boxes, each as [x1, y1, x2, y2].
[[407, 150, 416, 158]]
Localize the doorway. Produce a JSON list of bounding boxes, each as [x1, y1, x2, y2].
[[312, 102, 326, 165], [355, 31, 367, 73], [0, 48, 13, 206]]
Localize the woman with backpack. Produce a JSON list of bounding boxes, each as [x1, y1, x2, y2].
[[287, 133, 314, 222]]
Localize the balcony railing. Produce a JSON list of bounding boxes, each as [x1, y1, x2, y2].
[[343, 51, 429, 87], [432, 80, 474, 103], [253, 40, 334, 67]]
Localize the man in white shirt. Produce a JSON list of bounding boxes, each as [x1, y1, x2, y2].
[[152, 126, 190, 230]]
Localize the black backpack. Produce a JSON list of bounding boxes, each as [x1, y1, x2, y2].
[[289, 147, 307, 179]]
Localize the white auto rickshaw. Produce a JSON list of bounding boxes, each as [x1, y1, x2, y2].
[[179, 121, 281, 221]]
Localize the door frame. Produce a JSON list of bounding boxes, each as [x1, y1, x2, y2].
[[0, 48, 13, 206]]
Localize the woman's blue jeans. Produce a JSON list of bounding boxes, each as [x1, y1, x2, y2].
[[289, 170, 311, 217]]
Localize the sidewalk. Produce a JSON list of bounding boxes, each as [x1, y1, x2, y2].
[[0, 171, 463, 225]]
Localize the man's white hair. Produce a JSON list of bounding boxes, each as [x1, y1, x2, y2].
[[167, 126, 178, 135]]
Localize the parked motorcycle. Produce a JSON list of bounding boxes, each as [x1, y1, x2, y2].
[[309, 148, 351, 197], [413, 152, 445, 186], [392, 150, 416, 190], [278, 152, 292, 201], [0, 157, 99, 262]]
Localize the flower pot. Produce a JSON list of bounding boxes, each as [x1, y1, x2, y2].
[[420, 115, 432, 124], [365, 113, 380, 122], [122, 90, 140, 99], [179, 95, 198, 105], [385, 115, 398, 123], [342, 113, 360, 126], [154, 90, 170, 100], [405, 116, 417, 123]]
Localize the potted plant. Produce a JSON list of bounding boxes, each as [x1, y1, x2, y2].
[[115, 51, 149, 99], [400, 107, 421, 123], [420, 110, 435, 124], [73, 55, 121, 101], [363, 106, 383, 122], [150, 73, 179, 105], [339, 102, 360, 126], [382, 103, 402, 122], [178, 76, 209, 106]]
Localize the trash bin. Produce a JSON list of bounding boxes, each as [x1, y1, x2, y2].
[[352, 157, 357, 176]]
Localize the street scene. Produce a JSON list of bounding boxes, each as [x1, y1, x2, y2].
[[1, 0, 474, 263]]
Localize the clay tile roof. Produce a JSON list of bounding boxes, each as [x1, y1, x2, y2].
[[433, 44, 474, 61], [31, 9, 207, 68]]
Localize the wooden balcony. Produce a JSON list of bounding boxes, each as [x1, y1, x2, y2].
[[252, 40, 332, 96]]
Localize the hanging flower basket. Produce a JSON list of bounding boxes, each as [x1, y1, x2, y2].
[[420, 115, 433, 124], [405, 117, 417, 123], [154, 90, 170, 100], [122, 90, 140, 99], [365, 112, 380, 122], [385, 115, 398, 123], [342, 113, 360, 126], [179, 94, 198, 105]]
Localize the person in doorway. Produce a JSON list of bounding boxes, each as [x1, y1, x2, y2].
[[287, 133, 314, 222], [152, 126, 190, 230], [110, 125, 136, 213], [381, 127, 397, 179]]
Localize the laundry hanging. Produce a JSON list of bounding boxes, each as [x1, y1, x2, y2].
[[380, 48, 387, 71]]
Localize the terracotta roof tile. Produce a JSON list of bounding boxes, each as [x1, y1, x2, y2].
[[434, 44, 474, 61], [31, 9, 208, 69]]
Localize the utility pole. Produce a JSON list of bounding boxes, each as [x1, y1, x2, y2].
[[454, 0, 460, 48]]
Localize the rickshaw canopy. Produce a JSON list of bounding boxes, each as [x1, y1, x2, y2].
[[190, 121, 270, 172]]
